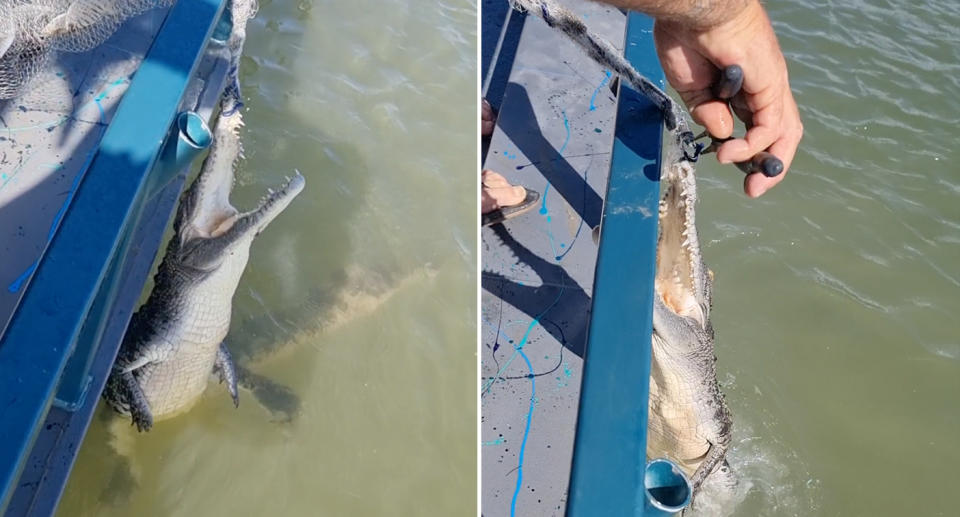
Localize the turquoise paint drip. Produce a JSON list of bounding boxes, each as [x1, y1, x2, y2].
[[481, 283, 567, 397], [481, 318, 539, 395], [509, 348, 535, 517], [589, 70, 612, 111], [0, 161, 30, 192], [557, 361, 573, 387], [482, 437, 506, 446]]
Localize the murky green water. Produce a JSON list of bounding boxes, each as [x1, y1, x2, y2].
[[690, 1, 959, 515], [59, 0, 476, 515]]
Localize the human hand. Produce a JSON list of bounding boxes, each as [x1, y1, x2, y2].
[[653, 0, 802, 197]]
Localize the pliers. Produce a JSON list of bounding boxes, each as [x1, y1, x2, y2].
[[680, 65, 784, 178]]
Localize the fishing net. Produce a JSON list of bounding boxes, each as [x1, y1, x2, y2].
[[0, 0, 175, 99], [226, 0, 257, 57], [0, 1, 60, 99], [42, 0, 175, 52], [221, 0, 258, 115]]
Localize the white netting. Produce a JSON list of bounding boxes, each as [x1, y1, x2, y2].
[[221, 0, 258, 114], [42, 0, 175, 52], [0, 0, 175, 99], [0, 2, 60, 99]]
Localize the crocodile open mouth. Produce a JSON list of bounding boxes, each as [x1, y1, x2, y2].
[[207, 170, 305, 238], [249, 171, 306, 234], [655, 160, 708, 328]]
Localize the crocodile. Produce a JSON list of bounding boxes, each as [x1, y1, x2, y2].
[[103, 92, 305, 431], [647, 154, 733, 498]]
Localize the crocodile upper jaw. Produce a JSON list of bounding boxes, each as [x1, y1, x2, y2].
[[655, 159, 710, 329]]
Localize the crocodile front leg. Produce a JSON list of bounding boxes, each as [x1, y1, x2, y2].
[[116, 370, 153, 432], [214, 342, 240, 408]]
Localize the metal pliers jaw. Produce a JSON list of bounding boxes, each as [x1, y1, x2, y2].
[[679, 130, 705, 162], [680, 130, 733, 163]]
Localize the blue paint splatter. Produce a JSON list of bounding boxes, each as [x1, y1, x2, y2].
[[509, 348, 535, 517], [589, 70, 611, 111], [481, 318, 539, 395], [7, 262, 37, 293], [7, 78, 126, 293]]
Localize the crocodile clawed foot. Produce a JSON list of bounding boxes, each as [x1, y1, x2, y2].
[[130, 409, 153, 433], [112, 370, 154, 431], [215, 342, 240, 408]]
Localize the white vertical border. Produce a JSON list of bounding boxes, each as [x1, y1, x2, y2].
[[475, 1, 483, 516]]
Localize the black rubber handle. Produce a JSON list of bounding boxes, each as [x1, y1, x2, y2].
[[713, 65, 785, 177], [713, 65, 744, 100], [735, 151, 784, 177]]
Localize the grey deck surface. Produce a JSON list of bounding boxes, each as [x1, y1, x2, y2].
[[0, 9, 170, 335], [481, 2, 627, 515]]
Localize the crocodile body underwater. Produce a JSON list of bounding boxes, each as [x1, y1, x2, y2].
[[103, 94, 305, 431]]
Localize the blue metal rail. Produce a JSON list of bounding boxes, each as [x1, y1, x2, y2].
[[565, 13, 674, 516], [0, 0, 227, 512]]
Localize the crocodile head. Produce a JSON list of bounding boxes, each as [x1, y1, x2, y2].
[[648, 157, 731, 493], [172, 108, 304, 282]]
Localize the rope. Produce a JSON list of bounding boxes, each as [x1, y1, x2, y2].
[[509, 0, 683, 132]]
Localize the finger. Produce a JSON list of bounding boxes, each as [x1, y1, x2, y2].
[[717, 84, 783, 163], [655, 22, 735, 136], [689, 97, 735, 139], [729, 94, 753, 128], [715, 121, 777, 164], [744, 112, 802, 197]]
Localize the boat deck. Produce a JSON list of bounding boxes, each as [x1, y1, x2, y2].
[[0, 9, 168, 330], [482, 1, 666, 514]]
